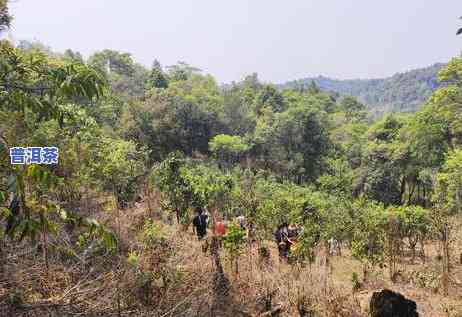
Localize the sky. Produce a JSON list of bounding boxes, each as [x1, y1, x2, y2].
[[7, 0, 462, 84]]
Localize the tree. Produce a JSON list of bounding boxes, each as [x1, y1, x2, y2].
[[393, 205, 430, 262], [223, 221, 246, 275], [221, 84, 256, 136], [0, 43, 117, 271], [307, 80, 320, 95], [152, 153, 192, 223], [92, 138, 146, 208], [432, 149, 462, 295], [147, 59, 168, 89], [358, 115, 407, 206], [166, 61, 201, 82], [399, 58, 462, 208], [250, 107, 279, 171], [242, 73, 261, 91], [0, 42, 106, 120], [350, 199, 386, 281], [317, 158, 354, 197], [361, 142, 403, 206], [88, 49, 135, 76], [254, 85, 285, 115], [427, 58, 462, 149], [276, 105, 331, 183], [407, 106, 449, 172], [180, 164, 234, 218], [17, 40, 54, 56], [0, 0, 11, 33], [63, 49, 84, 63], [123, 74, 224, 162], [249, 92, 333, 183], [209, 134, 249, 168], [1, 165, 117, 272], [88, 49, 149, 97], [340, 96, 366, 122]]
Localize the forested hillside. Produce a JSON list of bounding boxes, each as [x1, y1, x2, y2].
[[282, 63, 445, 115], [1, 1, 462, 316]]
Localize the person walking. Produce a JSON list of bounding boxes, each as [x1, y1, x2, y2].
[[214, 218, 227, 237], [212, 216, 227, 248], [236, 213, 246, 230], [192, 207, 208, 240], [274, 222, 290, 260]]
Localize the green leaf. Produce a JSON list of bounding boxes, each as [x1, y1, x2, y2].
[[58, 208, 68, 221], [0, 207, 11, 218], [7, 175, 17, 193]]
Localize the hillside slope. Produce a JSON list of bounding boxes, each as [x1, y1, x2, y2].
[[282, 63, 445, 114]]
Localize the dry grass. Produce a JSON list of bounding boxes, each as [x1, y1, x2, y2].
[[1, 199, 462, 316]]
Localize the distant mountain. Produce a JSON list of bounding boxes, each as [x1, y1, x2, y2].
[[281, 63, 445, 114]]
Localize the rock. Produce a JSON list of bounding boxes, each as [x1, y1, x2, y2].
[[370, 289, 418, 317]]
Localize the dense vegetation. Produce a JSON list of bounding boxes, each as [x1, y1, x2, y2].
[[282, 63, 445, 115], [1, 1, 462, 315]]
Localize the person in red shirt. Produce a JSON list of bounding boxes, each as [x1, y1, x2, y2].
[[212, 216, 227, 248], [213, 217, 227, 236]]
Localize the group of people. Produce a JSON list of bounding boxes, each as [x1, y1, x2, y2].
[[274, 222, 301, 261], [191, 207, 246, 241], [192, 207, 301, 262]]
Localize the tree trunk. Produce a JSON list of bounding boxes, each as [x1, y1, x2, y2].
[[400, 177, 406, 205], [388, 237, 396, 282], [419, 238, 426, 264], [417, 183, 421, 206], [116, 267, 122, 317], [0, 238, 4, 277], [442, 229, 450, 296], [363, 263, 369, 283], [408, 182, 416, 205], [145, 185, 153, 217], [422, 185, 427, 208], [410, 243, 416, 264], [43, 230, 49, 273]]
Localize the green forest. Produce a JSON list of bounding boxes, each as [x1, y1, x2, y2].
[[282, 63, 445, 115], [1, 1, 462, 316]]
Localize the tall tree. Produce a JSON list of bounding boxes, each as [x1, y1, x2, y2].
[[0, 0, 11, 33], [307, 80, 320, 95], [340, 96, 366, 122], [358, 115, 406, 205], [63, 49, 84, 63], [254, 85, 285, 115], [88, 49, 136, 76], [0, 43, 110, 246], [88, 49, 149, 97], [166, 61, 201, 82], [147, 59, 169, 89], [221, 84, 256, 136]]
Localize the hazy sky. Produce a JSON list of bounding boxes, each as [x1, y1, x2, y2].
[[7, 0, 462, 83]]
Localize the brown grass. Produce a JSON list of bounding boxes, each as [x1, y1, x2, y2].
[[1, 198, 462, 316]]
